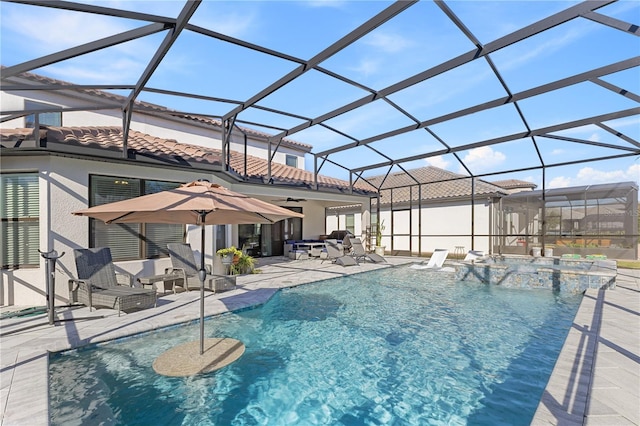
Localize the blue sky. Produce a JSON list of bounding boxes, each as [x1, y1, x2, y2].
[[1, 0, 638, 189]]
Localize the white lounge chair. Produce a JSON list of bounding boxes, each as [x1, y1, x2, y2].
[[464, 250, 485, 261], [410, 249, 449, 269]]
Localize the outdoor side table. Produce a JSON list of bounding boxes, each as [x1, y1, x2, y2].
[[137, 274, 184, 294]]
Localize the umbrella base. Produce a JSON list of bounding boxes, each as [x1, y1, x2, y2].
[[152, 338, 245, 377]]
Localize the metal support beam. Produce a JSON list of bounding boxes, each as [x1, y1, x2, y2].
[[350, 107, 640, 173], [581, 11, 640, 35], [4, 0, 177, 23], [595, 122, 640, 149], [314, 56, 639, 158], [122, 104, 133, 158], [284, 0, 616, 149], [122, 1, 201, 109], [222, 0, 416, 122]]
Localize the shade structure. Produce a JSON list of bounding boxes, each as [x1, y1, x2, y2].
[[73, 180, 304, 364], [73, 180, 304, 226]]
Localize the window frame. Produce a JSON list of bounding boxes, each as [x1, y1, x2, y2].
[[89, 175, 185, 261], [1, 172, 40, 269], [285, 154, 298, 168], [24, 100, 62, 128], [345, 213, 355, 234]]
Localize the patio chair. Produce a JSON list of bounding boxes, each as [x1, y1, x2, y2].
[[69, 247, 157, 316], [342, 234, 354, 255], [350, 237, 386, 263], [409, 249, 449, 269], [166, 243, 236, 292], [322, 239, 358, 266], [464, 250, 485, 261]]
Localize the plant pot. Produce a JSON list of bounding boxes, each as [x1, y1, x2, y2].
[[221, 253, 233, 265], [531, 247, 542, 257], [374, 246, 385, 256]]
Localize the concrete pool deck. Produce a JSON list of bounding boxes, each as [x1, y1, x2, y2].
[[0, 256, 638, 425]]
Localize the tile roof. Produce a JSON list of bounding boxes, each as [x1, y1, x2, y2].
[[491, 179, 538, 190], [1, 67, 312, 152], [1, 126, 374, 195], [366, 166, 507, 204]]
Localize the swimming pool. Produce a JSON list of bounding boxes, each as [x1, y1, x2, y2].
[[49, 267, 582, 425]]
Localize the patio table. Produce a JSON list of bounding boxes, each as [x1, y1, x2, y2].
[[137, 273, 184, 294]]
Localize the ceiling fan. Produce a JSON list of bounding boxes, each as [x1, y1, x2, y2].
[[272, 197, 307, 202]]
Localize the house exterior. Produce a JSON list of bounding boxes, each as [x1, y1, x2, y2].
[[1, 71, 375, 306], [365, 166, 509, 256]]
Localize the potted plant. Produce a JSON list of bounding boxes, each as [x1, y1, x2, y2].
[[233, 253, 256, 275], [216, 246, 241, 265], [374, 219, 386, 256], [543, 244, 555, 257]]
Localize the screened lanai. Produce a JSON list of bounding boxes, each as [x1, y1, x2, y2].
[[497, 181, 638, 259], [1, 0, 639, 258]]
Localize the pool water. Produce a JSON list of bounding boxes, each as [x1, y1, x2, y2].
[[49, 267, 582, 425]]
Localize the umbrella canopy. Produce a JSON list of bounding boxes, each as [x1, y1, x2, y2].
[[73, 180, 304, 225], [72, 180, 304, 364]]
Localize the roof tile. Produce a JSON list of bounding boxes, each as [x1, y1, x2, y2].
[[1, 126, 374, 195], [3, 67, 312, 152], [366, 166, 507, 203]]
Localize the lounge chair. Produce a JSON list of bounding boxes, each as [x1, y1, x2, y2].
[[350, 237, 386, 263], [410, 249, 449, 269], [167, 243, 236, 292], [322, 239, 358, 266], [69, 247, 157, 316], [464, 250, 485, 261], [342, 234, 354, 255]]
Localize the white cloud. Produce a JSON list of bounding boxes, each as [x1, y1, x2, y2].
[[424, 155, 450, 169], [548, 175, 572, 188], [348, 59, 380, 78], [1, 4, 163, 82], [458, 146, 506, 174], [551, 149, 564, 155], [364, 32, 413, 54], [194, 11, 257, 39], [588, 133, 601, 142], [548, 163, 640, 188], [499, 25, 584, 71], [2, 7, 133, 55]]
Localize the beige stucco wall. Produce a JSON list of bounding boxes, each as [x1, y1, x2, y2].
[[367, 201, 492, 255], [416, 202, 491, 254]]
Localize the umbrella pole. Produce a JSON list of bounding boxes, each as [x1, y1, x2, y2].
[[198, 219, 206, 355]]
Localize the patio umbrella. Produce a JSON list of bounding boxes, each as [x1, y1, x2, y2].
[[73, 180, 304, 358]]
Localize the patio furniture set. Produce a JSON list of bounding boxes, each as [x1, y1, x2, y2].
[[67, 237, 385, 316], [68, 244, 236, 316]]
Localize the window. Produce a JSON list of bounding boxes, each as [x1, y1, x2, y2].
[[345, 214, 355, 234], [24, 100, 61, 128], [90, 176, 184, 261], [1, 173, 39, 269], [285, 155, 298, 168]]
